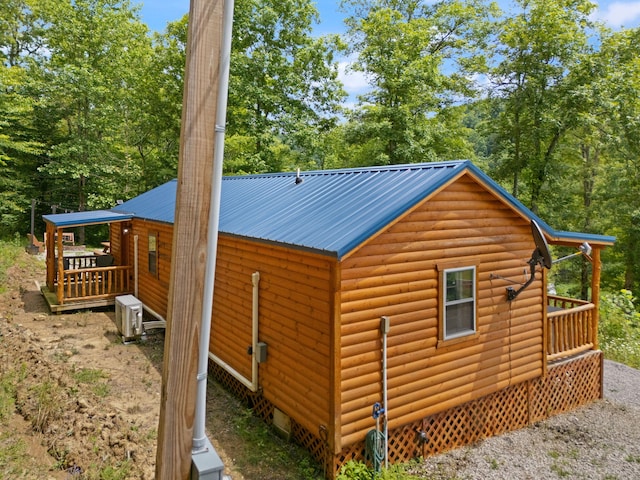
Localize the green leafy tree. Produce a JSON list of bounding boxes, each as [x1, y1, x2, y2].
[[593, 28, 640, 292], [0, 0, 46, 236], [0, 0, 50, 67], [34, 0, 152, 222], [127, 16, 187, 192], [226, 0, 346, 174], [486, 0, 598, 214], [135, 1, 347, 177], [339, 0, 498, 166], [0, 65, 43, 236]]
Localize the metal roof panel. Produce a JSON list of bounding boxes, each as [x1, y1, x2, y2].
[[110, 161, 615, 257], [112, 179, 178, 224], [43, 210, 133, 227]]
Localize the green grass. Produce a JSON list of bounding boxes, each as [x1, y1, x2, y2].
[[0, 363, 27, 423], [0, 434, 30, 476], [29, 380, 66, 433], [337, 460, 424, 480], [72, 368, 111, 398], [0, 375, 17, 423], [0, 237, 44, 294], [0, 237, 22, 294]]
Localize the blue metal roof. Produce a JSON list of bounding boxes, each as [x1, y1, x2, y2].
[[43, 210, 133, 227], [112, 179, 178, 225], [111, 160, 615, 258]]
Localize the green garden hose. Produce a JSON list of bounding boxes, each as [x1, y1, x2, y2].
[[365, 428, 385, 474]]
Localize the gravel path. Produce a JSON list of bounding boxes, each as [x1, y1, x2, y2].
[[409, 360, 640, 479]]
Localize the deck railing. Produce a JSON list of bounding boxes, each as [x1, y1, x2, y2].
[[65, 255, 98, 270], [57, 264, 132, 303], [547, 295, 595, 362]]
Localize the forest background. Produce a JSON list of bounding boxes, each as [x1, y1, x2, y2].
[[1, 0, 640, 299]]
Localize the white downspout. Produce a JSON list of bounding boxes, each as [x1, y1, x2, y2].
[[192, 0, 235, 454]]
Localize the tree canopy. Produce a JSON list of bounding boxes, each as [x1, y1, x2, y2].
[[1, 0, 638, 294]]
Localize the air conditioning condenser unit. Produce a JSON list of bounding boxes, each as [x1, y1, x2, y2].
[[115, 294, 143, 342]]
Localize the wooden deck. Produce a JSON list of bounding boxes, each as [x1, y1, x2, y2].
[[39, 282, 122, 313], [41, 258, 133, 313]]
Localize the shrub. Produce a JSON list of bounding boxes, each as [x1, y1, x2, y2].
[[599, 289, 640, 369], [337, 460, 422, 480]]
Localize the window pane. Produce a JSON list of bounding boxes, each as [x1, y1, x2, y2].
[[148, 234, 157, 275], [446, 269, 474, 301], [148, 235, 157, 253], [443, 266, 475, 340], [446, 302, 474, 336]]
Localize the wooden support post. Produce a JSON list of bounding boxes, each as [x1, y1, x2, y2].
[[591, 247, 602, 350], [155, 0, 223, 478], [46, 223, 55, 290], [57, 227, 64, 306]]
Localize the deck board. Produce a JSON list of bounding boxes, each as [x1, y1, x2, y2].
[[38, 282, 118, 313]]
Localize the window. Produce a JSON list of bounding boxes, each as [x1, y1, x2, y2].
[[442, 266, 476, 340], [148, 232, 158, 276]]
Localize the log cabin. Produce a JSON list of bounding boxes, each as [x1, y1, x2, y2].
[[41, 160, 615, 477]]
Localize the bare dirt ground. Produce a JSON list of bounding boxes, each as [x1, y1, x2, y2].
[[0, 252, 316, 479]]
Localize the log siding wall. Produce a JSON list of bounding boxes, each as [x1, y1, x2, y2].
[[210, 236, 336, 440], [127, 220, 173, 318], [109, 223, 124, 265], [115, 220, 337, 441], [339, 174, 544, 447]]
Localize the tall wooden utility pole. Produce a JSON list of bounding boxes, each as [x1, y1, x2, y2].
[[156, 0, 223, 478]]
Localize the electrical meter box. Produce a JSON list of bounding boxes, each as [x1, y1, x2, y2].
[[115, 294, 143, 341]]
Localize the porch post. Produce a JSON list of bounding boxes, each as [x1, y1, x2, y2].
[[57, 227, 64, 305], [45, 223, 55, 290], [591, 247, 602, 350]]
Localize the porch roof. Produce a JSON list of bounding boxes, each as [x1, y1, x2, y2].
[[43, 210, 133, 228]]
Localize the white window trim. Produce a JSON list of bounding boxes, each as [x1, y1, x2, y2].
[[442, 265, 477, 341]]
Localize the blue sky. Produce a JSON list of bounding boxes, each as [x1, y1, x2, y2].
[[136, 0, 640, 34], [135, 0, 347, 34]]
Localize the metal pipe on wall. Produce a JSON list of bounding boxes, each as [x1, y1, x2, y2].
[[381, 316, 390, 468], [134, 234, 138, 297], [251, 272, 260, 389]]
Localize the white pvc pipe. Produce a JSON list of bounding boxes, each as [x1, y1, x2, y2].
[[208, 352, 256, 391], [135, 233, 167, 328], [133, 235, 139, 297], [141, 304, 166, 325], [251, 272, 260, 389], [381, 316, 389, 468], [192, 0, 235, 454]]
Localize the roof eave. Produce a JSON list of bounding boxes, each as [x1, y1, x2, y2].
[[42, 210, 133, 228], [464, 163, 616, 247]]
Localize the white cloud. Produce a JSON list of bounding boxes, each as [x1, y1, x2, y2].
[[595, 1, 640, 28], [338, 59, 369, 95]]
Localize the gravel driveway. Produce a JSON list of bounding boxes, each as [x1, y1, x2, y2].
[[409, 360, 640, 479]]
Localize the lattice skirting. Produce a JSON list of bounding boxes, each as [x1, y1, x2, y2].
[[209, 351, 603, 479]]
